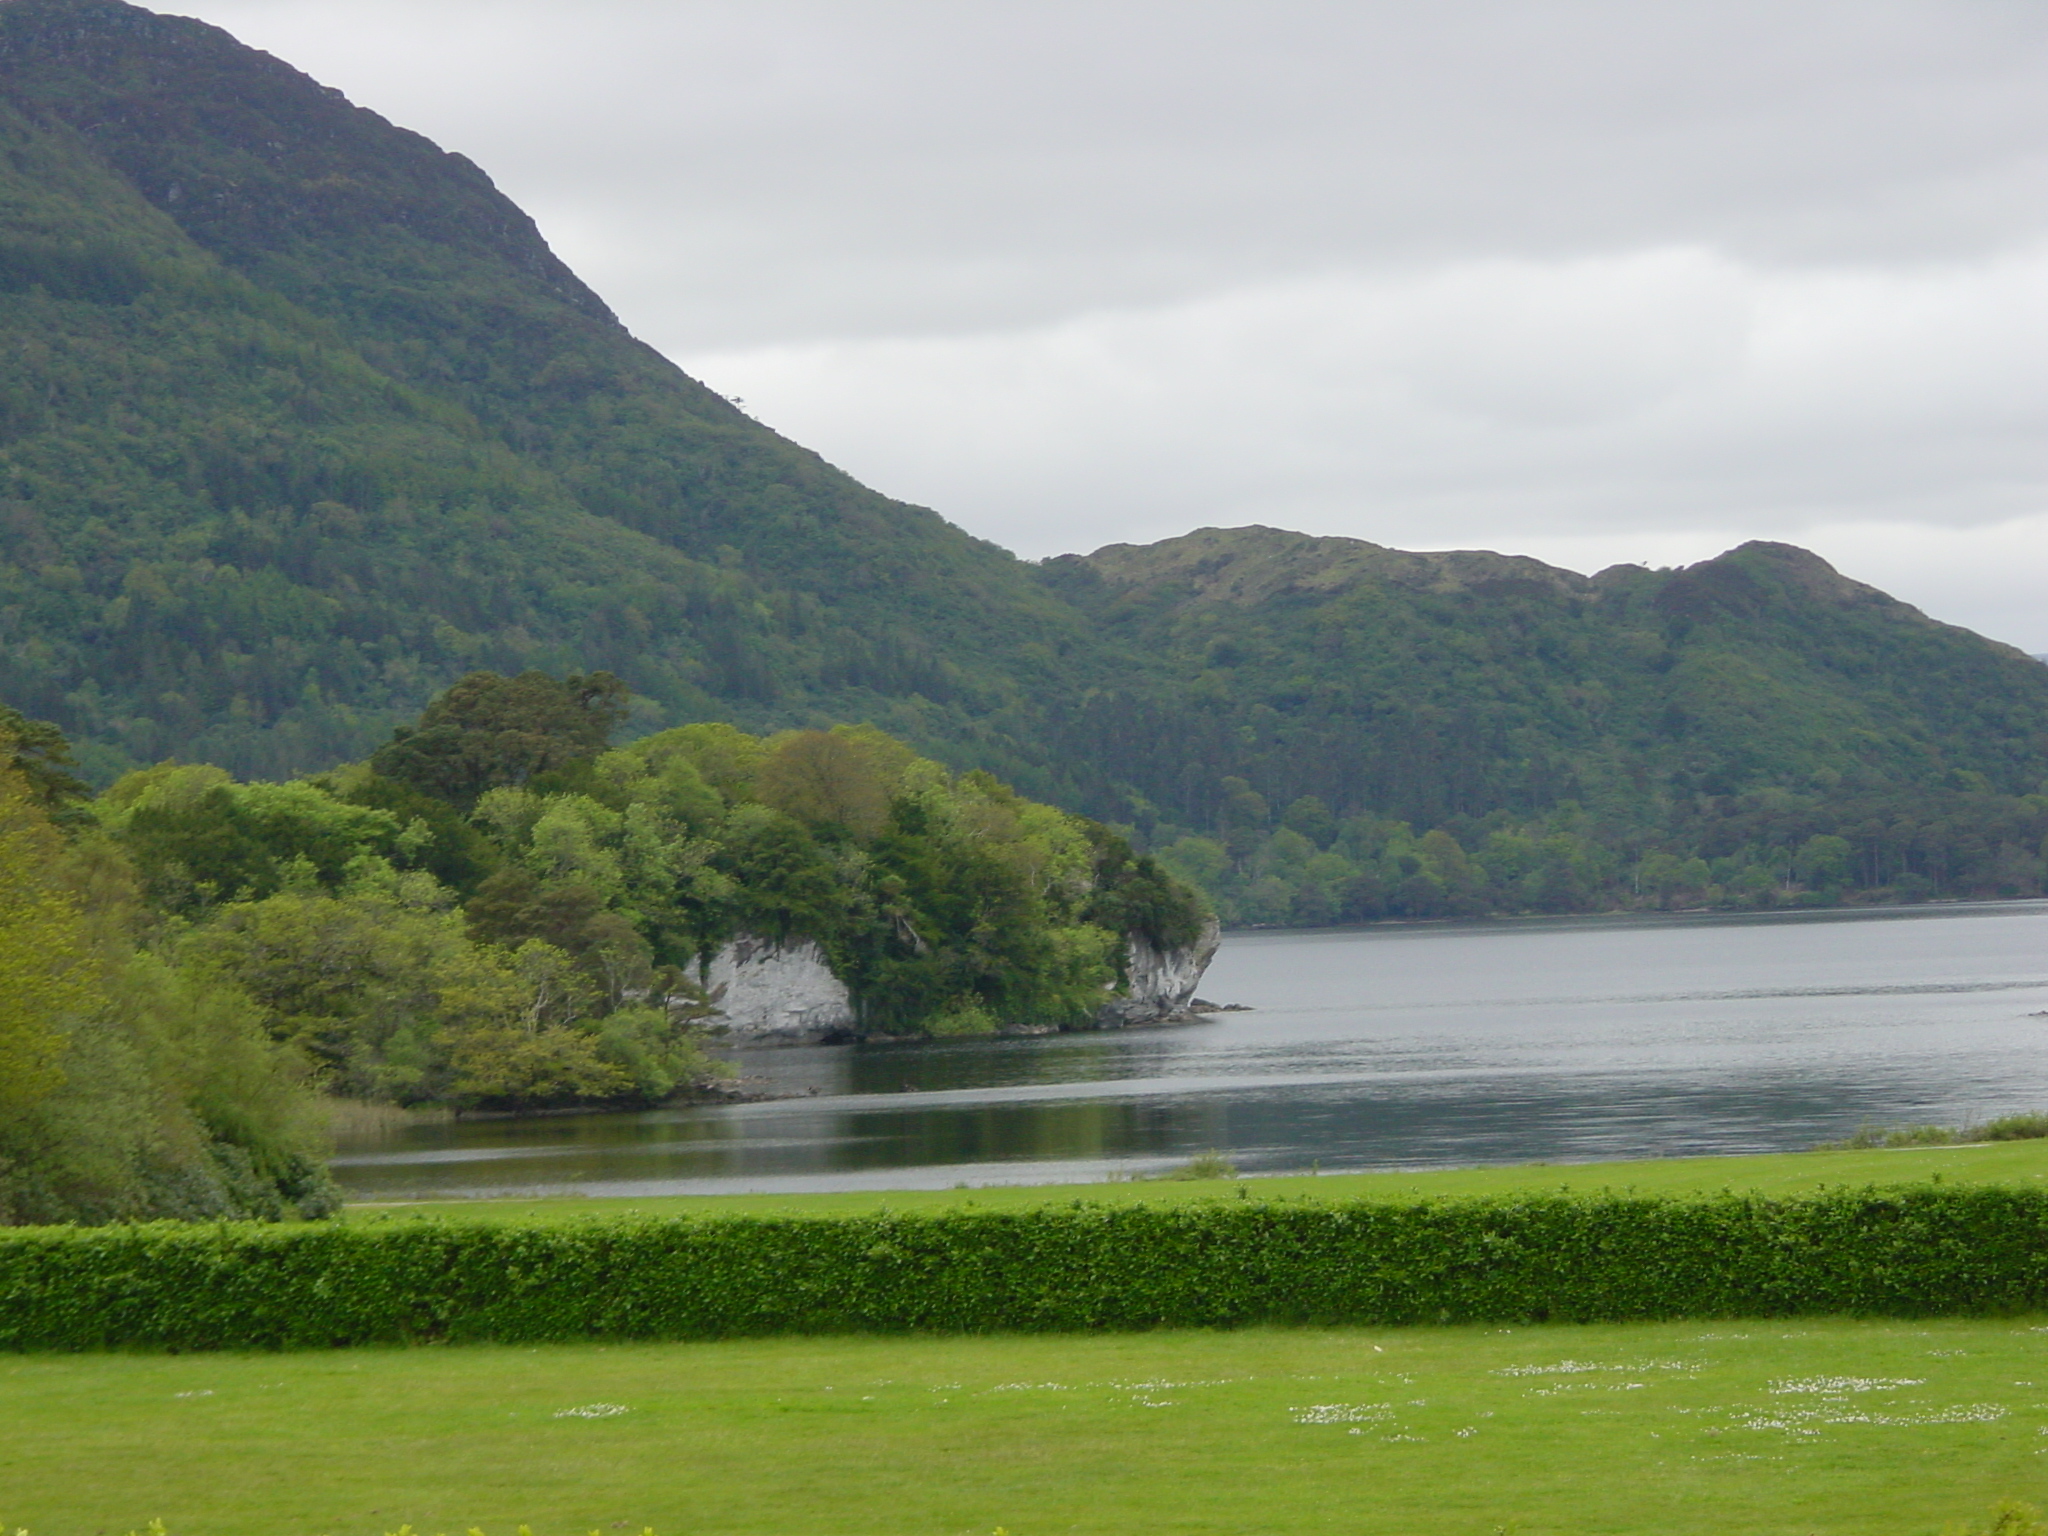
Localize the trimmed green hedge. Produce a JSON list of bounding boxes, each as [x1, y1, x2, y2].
[[5, 1188, 2047, 1351]]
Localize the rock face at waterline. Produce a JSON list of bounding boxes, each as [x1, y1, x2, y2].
[[701, 921, 1224, 1043], [699, 935, 859, 1042], [1098, 917, 1224, 1027]]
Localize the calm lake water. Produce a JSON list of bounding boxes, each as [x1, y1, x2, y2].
[[332, 901, 2048, 1201]]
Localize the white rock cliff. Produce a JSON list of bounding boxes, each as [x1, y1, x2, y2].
[[701, 917, 1223, 1043], [699, 934, 857, 1043], [1097, 916, 1223, 1027]]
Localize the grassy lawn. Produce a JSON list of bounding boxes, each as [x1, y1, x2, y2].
[[342, 1136, 2048, 1226], [4, 1316, 2047, 1535], [17, 1146, 2048, 1533]]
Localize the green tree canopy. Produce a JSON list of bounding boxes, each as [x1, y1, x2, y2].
[[370, 670, 629, 807]]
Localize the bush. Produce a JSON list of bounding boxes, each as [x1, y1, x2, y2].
[[1158, 1151, 1238, 1180], [1820, 1124, 1959, 1150], [8, 1187, 2048, 1352], [1814, 1111, 2048, 1150], [923, 1003, 999, 1038], [1975, 1113, 2048, 1142]]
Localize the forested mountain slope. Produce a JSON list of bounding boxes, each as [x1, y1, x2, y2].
[[0, 0, 1098, 787], [1044, 527, 2048, 827], [1042, 528, 2048, 919]]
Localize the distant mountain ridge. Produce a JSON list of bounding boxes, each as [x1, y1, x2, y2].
[[1076, 525, 1597, 604], [3, 0, 2048, 912], [1043, 527, 2048, 825], [1070, 525, 1926, 617]]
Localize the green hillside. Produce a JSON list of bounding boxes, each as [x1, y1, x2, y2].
[[0, 0, 1097, 790], [1046, 526, 2048, 817], [2, 0, 2047, 920], [1043, 528, 2048, 920]]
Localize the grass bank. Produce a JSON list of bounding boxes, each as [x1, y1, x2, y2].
[[4, 1316, 2046, 1535], [343, 1135, 2048, 1226]]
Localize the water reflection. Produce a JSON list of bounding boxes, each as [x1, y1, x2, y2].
[[332, 900, 2048, 1200]]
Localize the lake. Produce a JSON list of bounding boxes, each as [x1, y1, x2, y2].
[[331, 900, 2048, 1201]]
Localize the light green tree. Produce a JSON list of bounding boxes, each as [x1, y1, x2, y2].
[[0, 761, 93, 1114]]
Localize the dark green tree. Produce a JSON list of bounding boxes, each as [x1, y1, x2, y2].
[[0, 704, 89, 817], [331, 772, 501, 894], [370, 671, 629, 808]]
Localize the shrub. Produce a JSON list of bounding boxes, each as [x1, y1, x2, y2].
[[1975, 1113, 2048, 1142], [1815, 1111, 2048, 1150], [1817, 1123, 1957, 1150], [1158, 1152, 1239, 1180], [923, 1003, 999, 1038], [8, 1187, 2048, 1352]]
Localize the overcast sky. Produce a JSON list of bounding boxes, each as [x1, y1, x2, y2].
[[174, 1, 2048, 648]]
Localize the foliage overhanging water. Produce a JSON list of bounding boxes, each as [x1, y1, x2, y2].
[[332, 900, 2048, 1200]]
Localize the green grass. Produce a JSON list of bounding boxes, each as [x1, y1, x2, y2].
[[343, 1135, 2048, 1226], [4, 1316, 2048, 1535], [18, 1143, 2042, 1532]]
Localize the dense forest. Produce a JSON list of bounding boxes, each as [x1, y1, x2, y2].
[[1151, 784, 2048, 927], [0, 0, 1097, 797], [0, 670, 1205, 1222], [0, 703, 336, 1225], [0, 0, 2046, 933], [1046, 530, 2048, 924]]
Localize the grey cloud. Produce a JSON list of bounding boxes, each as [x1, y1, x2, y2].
[[181, 1, 2048, 337]]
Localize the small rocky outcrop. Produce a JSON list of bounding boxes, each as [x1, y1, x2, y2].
[[1096, 916, 1223, 1027], [699, 935, 856, 1044], [701, 918, 1224, 1043]]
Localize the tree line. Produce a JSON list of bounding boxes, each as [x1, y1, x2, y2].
[[1153, 779, 2048, 927], [0, 671, 1205, 1224]]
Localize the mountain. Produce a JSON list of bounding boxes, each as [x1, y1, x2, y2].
[[1041, 527, 2048, 833], [3, 0, 2047, 913], [1033, 526, 2048, 918], [0, 0, 1097, 789]]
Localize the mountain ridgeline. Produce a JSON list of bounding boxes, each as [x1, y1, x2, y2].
[[1047, 529, 2048, 921], [3, 0, 2048, 920]]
